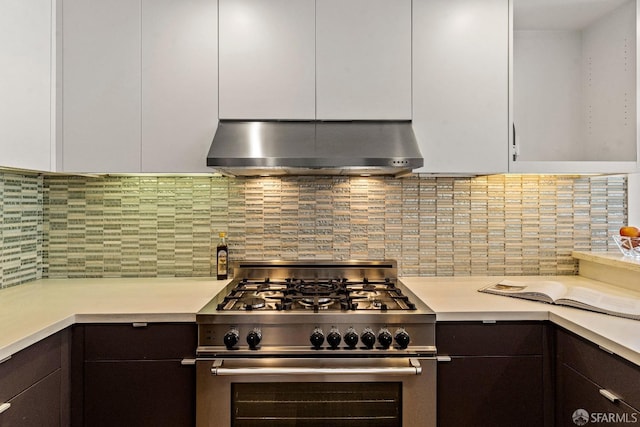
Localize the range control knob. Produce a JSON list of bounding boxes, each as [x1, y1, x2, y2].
[[344, 328, 359, 348], [310, 328, 325, 349], [309, 328, 324, 349], [223, 329, 239, 349], [327, 328, 342, 349], [361, 328, 376, 349], [378, 328, 393, 349], [394, 328, 411, 349], [246, 329, 262, 350]]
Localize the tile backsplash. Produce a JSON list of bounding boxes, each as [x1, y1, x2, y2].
[[0, 171, 628, 287], [38, 173, 626, 279], [0, 172, 44, 288]]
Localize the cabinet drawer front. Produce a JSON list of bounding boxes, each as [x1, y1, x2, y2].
[[83, 323, 196, 360], [0, 333, 62, 402], [1, 370, 62, 427], [437, 356, 544, 427], [557, 328, 640, 410], [436, 321, 544, 356], [557, 363, 639, 426], [84, 360, 195, 427]]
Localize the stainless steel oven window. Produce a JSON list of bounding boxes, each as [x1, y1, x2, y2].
[[231, 382, 402, 427]]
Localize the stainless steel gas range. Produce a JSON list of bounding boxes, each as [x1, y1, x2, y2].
[[196, 260, 436, 427]]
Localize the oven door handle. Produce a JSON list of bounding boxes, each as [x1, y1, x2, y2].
[[210, 358, 422, 376]]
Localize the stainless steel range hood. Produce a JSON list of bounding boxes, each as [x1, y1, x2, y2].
[[206, 121, 423, 177]]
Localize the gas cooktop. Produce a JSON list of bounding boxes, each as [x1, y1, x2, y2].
[[215, 277, 418, 312], [197, 260, 435, 355]]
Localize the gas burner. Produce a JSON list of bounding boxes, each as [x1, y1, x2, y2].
[[299, 297, 334, 309], [257, 290, 284, 299], [289, 280, 341, 296], [366, 299, 388, 310], [242, 297, 266, 310], [351, 290, 379, 298], [362, 283, 377, 291]]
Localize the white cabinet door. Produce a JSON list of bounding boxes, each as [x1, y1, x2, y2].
[[218, 0, 315, 120], [413, 0, 509, 174], [141, 0, 218, 173], [316, 0, 411, 120], [61, 0, 141, 172], [0, 0, 53, 171], [510, 0, 638, 174]]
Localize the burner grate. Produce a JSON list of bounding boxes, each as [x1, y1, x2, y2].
[[215, 276, 415, 312]]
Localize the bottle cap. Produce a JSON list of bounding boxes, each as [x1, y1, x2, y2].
[[219, 232, 226, 238]]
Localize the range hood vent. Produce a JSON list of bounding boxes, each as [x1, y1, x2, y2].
[[206, 120, 423, 177]]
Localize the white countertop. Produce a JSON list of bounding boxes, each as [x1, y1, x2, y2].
[[0, 277, 228, 361], [1, 275, 639, 366], [572, 250, 640, 273], [402, 275, 640, 365]]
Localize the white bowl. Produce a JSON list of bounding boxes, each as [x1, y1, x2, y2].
[[612, 235, 640, 258]]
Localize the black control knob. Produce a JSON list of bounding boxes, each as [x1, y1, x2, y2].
[[361, 329, 376, 349], [246, 329, 262, 349], [394, 329, 410, 349], [344, 329, 359, 348], [378, 329, 393, 349], [223, 329, 239, 349], [327, 329, 342, 349], [310, 328, 325, 349]]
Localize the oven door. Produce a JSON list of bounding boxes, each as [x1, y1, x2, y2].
[[196, 357, 436, 427]]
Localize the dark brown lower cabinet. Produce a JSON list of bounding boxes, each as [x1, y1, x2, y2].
[[72, 323, 197, 427], [0, 331, 70, 427], [1, 371, 62, 427], [84, 360, 195, 427], [436, 321, 552, 427], [557, 364, 638, 427], [437, 355, 544, 427], [555, 328, 640, 427], [5, 317, 638, 427]]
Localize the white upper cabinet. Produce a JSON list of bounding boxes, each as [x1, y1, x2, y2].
[[61, 0, 141, 172], [218, 0, 411, 121], [316, 0, 412, 120], [511, 0, 639, 173], [412, 0, 509, 174], [218, 0, 316, 120], [0, 0, 54, 171], [141, 0, 218, 173], [61, 0, 218, 173]]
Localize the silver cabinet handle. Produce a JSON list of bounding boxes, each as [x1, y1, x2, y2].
[[0, 403, 11, 414], [180, 358, 196, 366], [512, 123, 519, 161], [132, 322, 148, 328], [598, 345, 614, 355], [211, 358, 422, 376], [437, 355, 452, 362], [599, 389, 621, 403]]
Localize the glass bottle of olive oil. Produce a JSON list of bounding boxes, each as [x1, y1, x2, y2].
[[216, 232, 228, 280]]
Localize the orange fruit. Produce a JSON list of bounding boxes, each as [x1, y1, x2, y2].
[[619, 226, 640, 238]]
